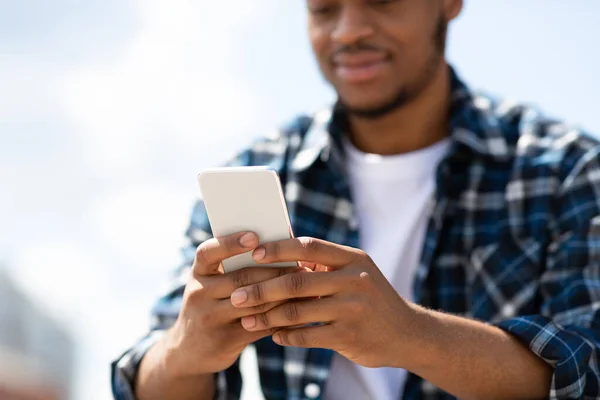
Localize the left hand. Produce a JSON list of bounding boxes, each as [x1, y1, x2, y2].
[[229, 237, 420, 369]]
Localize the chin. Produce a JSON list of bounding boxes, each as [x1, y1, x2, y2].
[[337, 90, 409, 120], [338, 92, 390, 109]]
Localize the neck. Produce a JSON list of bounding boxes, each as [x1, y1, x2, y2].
[[347, 62, 451, 155]]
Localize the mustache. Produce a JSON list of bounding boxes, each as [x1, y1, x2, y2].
[[332, 42, 385, 56]]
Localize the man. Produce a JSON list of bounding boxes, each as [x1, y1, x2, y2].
[[112, 1, 600, 399]]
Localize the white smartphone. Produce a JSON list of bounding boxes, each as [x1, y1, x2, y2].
[[197, 166, 297, 272]]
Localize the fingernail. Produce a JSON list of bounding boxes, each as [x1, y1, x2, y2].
[[239, 233, 256, 247], [241, 316, 256, 330], [272, 333, 281, 344], [231, 290, 248, 306], [253, 247, 266, 261]]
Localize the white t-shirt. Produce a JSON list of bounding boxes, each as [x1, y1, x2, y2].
[[323, 137, 451, 400]]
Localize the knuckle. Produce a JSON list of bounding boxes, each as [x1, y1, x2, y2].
[[270, 241, 281, 260], [284, 303, 300, 322], [353, 249, 371, 266], [195, 241, 212, 265], [231, 268, 250, 289], [363, 254, 376, 268], [277, 266, 298, 278], [250, 284, 263, 303], [298, 237, 319, 255], [220, 234, 238, 254], [350, 247, 370, 263], [257, 311, 270, 327], [355, 248, 368, 258], [285, 273, 306, 295], [184, 280, 207, 304], [295, 331, 310, 347]]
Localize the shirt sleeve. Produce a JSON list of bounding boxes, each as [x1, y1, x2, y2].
[[110, 145, 259, 400], [494, 146, 600, 400], [111, 199, 245, 400]]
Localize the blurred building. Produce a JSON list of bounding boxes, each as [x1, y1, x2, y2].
[[0, 268, 73, 400]]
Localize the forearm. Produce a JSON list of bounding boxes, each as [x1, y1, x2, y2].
[[136, 335, 215, 400], [404, 305, 552, 400]]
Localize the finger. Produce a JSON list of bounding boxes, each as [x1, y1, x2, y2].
[[240, 298, 339, 331], [231, 269, 352, 308], [299, 261, 331, 273], [252, 237, 358, 268], [212, 298, 287, 323], [272, 324, 337, 349], [202, 266, 304, 299], [298, 261, 317, 271], [298, 261, 330, 272], [227, 323, 278, 348], [247, 327, 278, 343], [193, 232, 259, 276]]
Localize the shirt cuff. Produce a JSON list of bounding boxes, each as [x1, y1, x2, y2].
[[111, 332, 232, 400], [111, 331, 164, 400], [495, 315, 598, 399]]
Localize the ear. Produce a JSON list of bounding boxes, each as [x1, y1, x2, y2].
[[443, 0, 463, 22]]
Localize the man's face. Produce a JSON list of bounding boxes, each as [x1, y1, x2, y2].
[[307, 0, 460, 118]]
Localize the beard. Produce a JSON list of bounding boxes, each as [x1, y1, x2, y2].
[[336, 15, 447, 120]]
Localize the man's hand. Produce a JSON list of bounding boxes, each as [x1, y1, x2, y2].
[[139, 231, 305, 400], [229, 237, 416, 369], [163, 232, 306, 378], [229, 236, 552, 399], [136, 232, 310, 400]]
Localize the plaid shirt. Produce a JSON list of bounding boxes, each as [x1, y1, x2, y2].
[[112, 69, 600, 400]]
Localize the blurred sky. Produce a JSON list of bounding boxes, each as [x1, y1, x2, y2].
[[1, 1, 599, 399]]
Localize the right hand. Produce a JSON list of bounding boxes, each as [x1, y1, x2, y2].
[[163, 231, 304, 378]]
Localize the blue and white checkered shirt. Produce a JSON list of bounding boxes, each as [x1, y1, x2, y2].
[[112, 69, 600, 399]]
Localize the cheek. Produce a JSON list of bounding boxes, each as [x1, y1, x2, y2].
[[383, 24, 439, 80], [308, 26, 332, 72]]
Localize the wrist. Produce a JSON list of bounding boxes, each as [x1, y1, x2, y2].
[[161, 327, 204, 379], [158, 332, 185, 380], [395, 303, 439, 373], [136, 332, 216, 400]]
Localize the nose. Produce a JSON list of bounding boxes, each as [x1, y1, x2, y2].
[[331, 5, 374, 46]]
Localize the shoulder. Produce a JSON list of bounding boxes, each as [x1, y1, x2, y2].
[[474, 92, 600, 182], [475, 92, 600, 230]]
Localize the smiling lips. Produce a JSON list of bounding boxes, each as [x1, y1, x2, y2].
[[333, 52, 390, 84]]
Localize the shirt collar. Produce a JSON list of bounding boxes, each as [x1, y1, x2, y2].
[[447, 68, 511, 161], [291, 66, 511, 174]]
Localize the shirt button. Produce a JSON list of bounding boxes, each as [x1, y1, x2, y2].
[[304, 383, 321, 399]]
